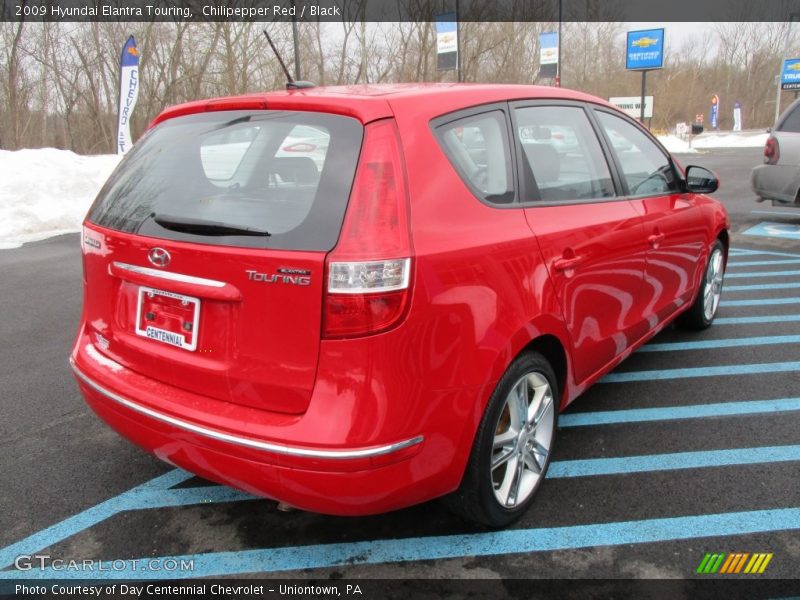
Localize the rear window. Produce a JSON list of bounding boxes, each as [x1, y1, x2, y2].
[[434, 110, 515, 204], [778, 103, 800, 133], [88, 110, 363, 251]]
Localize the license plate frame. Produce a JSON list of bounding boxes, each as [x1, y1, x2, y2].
[[134, 286, 201, 351]]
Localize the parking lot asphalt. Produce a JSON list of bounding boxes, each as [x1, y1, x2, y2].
[[1, 147, 799, 586]]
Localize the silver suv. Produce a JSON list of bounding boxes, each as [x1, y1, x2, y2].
[[752, 97, 800, 207]]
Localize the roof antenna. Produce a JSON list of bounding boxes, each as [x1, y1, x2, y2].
[[263, 29, 315, 90]]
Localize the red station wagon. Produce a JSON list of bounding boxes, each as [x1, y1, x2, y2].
[[71, 84, 728, 526]]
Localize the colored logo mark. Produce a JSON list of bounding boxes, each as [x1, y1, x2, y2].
[[696, 552, 773, 574], [127, 47, 139, 56], [632, 37, 658, 48]]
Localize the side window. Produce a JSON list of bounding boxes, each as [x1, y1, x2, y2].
[[514, 105, 615, 202], [778, 104, 800, 132], [436, 111, 514, 204], [596, 111, 679, 196]]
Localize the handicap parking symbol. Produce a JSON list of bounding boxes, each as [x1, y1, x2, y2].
[[743, 221, 800, 238]]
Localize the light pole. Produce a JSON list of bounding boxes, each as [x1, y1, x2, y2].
[[556, 0, 562, 86], [774, 16, 798, 126]]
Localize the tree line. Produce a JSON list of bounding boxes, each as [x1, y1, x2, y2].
[[1, 20, 798, 154]]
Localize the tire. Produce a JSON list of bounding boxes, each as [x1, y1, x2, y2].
[[444, 351, 558, 527], [678, 239, 725, 330]]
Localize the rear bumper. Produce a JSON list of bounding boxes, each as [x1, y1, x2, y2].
[[70, 333, 461, 516], [751, 164, 800, 204]]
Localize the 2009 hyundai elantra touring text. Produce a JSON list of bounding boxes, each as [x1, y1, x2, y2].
[[71, 84, 728, 527]]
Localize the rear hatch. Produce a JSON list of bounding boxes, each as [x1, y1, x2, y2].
[[81, 109, 363, 414]]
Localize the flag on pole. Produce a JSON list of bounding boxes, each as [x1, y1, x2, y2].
[[117, 36, 140, 155]]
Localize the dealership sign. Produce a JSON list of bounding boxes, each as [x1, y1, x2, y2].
[[609, 96, 653, 119], [626, 28, 664, 70], [781, 58, 800, 90], [539, 32, 558, 79], [435, 12, 458, 71]]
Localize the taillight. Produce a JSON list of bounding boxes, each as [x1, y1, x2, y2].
[[323, 119, 413, 339], [764, 136, 779, 165]]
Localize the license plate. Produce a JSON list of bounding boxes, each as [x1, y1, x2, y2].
[[135, 286, 200, 351]]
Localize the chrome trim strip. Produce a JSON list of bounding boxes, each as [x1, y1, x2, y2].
[[112, 262, 226, 288], [70, 359, 424, 460]]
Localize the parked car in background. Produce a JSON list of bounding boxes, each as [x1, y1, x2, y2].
[[752, 97, 800, 207], [72, 84, 729, 527]]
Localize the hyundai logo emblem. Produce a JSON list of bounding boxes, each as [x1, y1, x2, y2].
[[148, 247, 171, 267]]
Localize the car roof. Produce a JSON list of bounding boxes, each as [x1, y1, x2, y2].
[[150, 83, 617, 128]]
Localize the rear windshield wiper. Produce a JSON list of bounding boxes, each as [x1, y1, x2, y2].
[[153, 214, 271, 237]]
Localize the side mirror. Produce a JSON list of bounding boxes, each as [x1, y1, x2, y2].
[[685, 165, 719, 194]]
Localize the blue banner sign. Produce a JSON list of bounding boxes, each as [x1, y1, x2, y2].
[[435, 12, 458, 71], [710, 94, 719, 129], [781, 58, 800, 90], [626, 28, 664, 71], [539, 32, 558, 79], [117, 35, 139, 155]]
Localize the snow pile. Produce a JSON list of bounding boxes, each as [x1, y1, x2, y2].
[[657, 131, 769, 154], [692, 132, 769, 149], [657, 135, 696, 154], [0, 149, 120, 249]]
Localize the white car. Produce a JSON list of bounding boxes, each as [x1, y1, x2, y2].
[[752, 97, 800, 206]]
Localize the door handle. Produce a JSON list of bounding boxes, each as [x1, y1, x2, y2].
[[648, 232, 666, 246], [553, 255, 583, 271]]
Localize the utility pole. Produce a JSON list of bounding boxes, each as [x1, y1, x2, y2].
[[456, 0, 462, 82], [556, 0, 562, 86]]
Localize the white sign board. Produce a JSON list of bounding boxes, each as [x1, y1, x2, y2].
[[609, 96, 654, 119]]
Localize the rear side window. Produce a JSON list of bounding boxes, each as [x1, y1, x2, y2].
[[778, 103, 800, 132], [514, 105, 615, 202], [435, 110, 514, 204], [88, 110, 362, 251], [595, 111, 679, 196]]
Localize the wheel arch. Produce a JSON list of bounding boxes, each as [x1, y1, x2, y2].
[[716, 227, 730, 265], [520, 334, 568, 411]]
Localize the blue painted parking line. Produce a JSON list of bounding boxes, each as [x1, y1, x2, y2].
[[727, 270, 800, 279], [724, 297, 800, 307], [725, 282, 800, 291], [714, 315, 800, 324], [5, 508, 800, 579], [601, 361, 800, 383], [743, 222, 800, 239], [548, 445, 800, 478], [728, 259, 800, 267], [560, 397, 800, 427], [726, 248, 800, 259], [639, 334, 800, 352]]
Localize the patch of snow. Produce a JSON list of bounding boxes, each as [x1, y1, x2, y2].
[[657, 135, 696, 154], [658, 131, 769, 154], [0, 148, 121, 249], [692, 132, 768, 149]]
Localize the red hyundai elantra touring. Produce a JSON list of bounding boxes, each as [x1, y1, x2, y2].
[[71, 84, 728, 526]]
